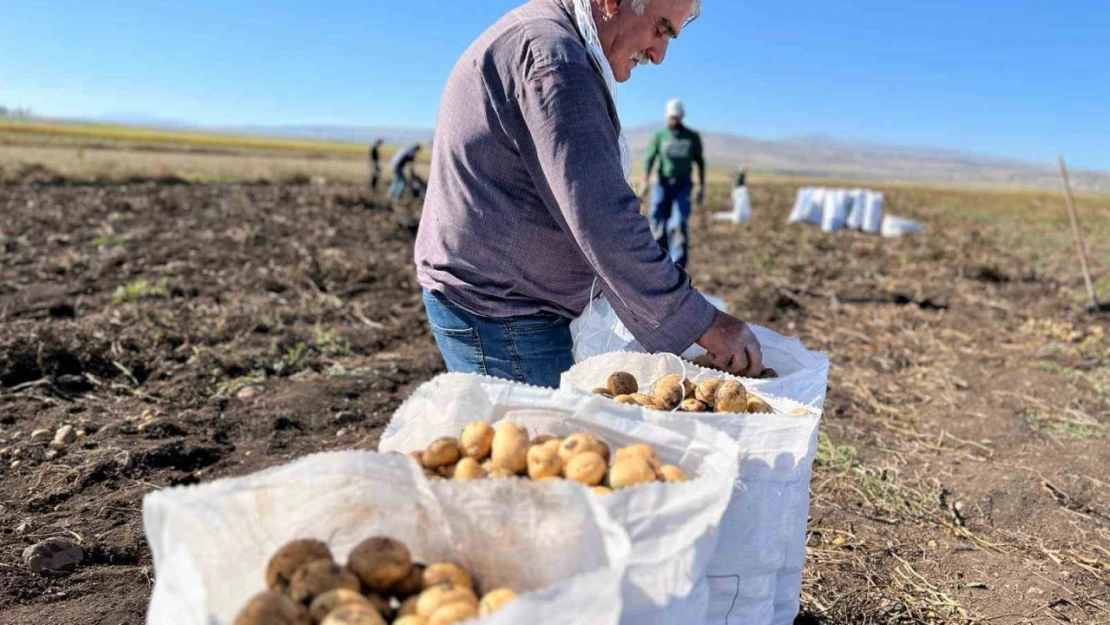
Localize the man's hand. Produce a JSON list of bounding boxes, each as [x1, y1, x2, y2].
[[695, 310, 764, 377], [695, 186, 706, 206]]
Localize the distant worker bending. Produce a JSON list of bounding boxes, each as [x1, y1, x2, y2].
[[641, 98, 705, 270], [389, 143, 422, 201]]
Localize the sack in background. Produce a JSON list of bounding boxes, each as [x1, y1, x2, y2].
[[560, 353, 824, 625], [714, 187, 752, 225], [143, 451, 630, 625], [380, 373, 742, 625]]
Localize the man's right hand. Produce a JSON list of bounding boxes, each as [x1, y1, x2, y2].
[[696, 310, 764, 377]]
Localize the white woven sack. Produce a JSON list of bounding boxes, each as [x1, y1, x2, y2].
[[560, 354, 824, 625], [144, 451, 630, 625], [861, 191, 884, 233], [844, 189, 867, 230], [820, 189, 850, 233], [570, 294, 728, 364], [715, 187, 751, 225], [380, 373, 742, 625], [787, 187, 823, 225]]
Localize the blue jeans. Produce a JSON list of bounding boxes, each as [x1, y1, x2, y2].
[[649, 176, 693, 269], [388, 170, 408, 200], [422, 289, 575, 388]]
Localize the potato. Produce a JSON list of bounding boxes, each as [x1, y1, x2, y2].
[[491, 422, 529, 474], [746, 396, 773, 414], [478, 588, 518, 616], [565, 451, 607, 486], [527, 444, 564, 479], [614, 444, 660, 471], [488, 467, 516, 479], [680, 398, 708, 412], [628, 393, 653, 406], [396, 596, 420, 618], [267, 540, 333, 590], [391, 564, 425, 599], [408, 451, 425, 466], [592, 486, 614, 496], [416, 584, 479, 618], [319, 603, 386, 625], [393, 617, 427, 625], [591, 387, 613, 397], [423, 438, 461, 469], [453, 457, 487, 481], [651, 380, 684, 411], [558, 433, 608, 464], [614, 395, 637, 405], [288, 559, 361, 604], [530, 434, 559, 446], [541, 438, 563, 454], [695, 378, 723, 406], [427, 602, 479, 625], [607, 372, 639, 396], [234, 590, 311, 625], [460, 422, 495, 460], [658, 375, 696, 399], [435, 464, 456, 479], [308, 589, 372, 624], [348, 536, 412, 592], [609, 457, 658, 490], [365, 594, 392, 620], [423, 562, 473, 590], [715, 380, 748, 413], [658, 465, 688, 483]]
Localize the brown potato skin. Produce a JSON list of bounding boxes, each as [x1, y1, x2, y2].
[[393, 617, 427, 625], [614, 394, 637, 405], [607, 372, 639, 396], [415, 584, 479, 618], [478, 588, 518, 616], [527, 444, 564, 479], [658, 465, 689, 482], [308, 589, 371, 624], [565, 452, 607, 486], [453, 457, 487, 481], [609, 457, 658, 490], [267, 539, 333, 590], [288, 559, 361, 604], [423, 438, 461, 469], [319, 603, 387, 625], [427, 602, 479, 625], [422, 562, 473, 590], [234, 590, 311, 625], [614, 444, 660, 471], [715, 380, 749, 413], [396, 596, 420, 618], [695, 378, 724, 406], [558, 433, 607, 464], [530, 434, 559, 446], [652, 381, 684, 410], [592, 486, 614, 496], [391, 564, 425, 599], [680, 398, 708, 412], [491, 422, 529, 474], [460, 422, 495, 460], [348, 536, 413, 592], [591, 387, 613, 397], [657, 375, 696, 399], [746, 396, 773, 414]]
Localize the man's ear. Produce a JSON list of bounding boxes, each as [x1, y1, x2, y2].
[[600, 0, 624, 18]]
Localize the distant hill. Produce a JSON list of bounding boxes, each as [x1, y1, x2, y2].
[[88, 114, 1107, 192], [625, 125, 1110, 193]]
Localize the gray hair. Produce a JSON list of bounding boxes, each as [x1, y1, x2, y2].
[[629, 0, 702, 24]]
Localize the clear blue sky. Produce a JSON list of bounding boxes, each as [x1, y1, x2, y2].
[[1, 0, 1106, 169]]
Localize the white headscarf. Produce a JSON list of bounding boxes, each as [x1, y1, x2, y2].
[[569, 0, 633, 182]]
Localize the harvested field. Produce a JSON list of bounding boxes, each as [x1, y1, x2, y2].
[[1, 167, 1108, 624]]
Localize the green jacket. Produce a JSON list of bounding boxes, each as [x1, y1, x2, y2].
[[645, 125, 704, 180]]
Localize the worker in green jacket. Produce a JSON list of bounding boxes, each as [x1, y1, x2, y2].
[[640, 98, 705, 270]]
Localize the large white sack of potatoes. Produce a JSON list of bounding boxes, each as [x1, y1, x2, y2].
[[570, 311, 830, 409], [143, 451, 630, 625], [561, 354, 823, 625], [379, 373, 741, 625]]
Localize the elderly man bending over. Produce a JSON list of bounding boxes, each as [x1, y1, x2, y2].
[[416, 0, 763, 388]]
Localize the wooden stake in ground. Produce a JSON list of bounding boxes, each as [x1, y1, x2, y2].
[[1058, 155, 1101, 311]]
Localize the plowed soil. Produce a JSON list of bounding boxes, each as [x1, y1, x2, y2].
[[1, 176, 1107, 624]]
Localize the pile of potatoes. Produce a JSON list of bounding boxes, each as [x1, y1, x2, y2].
[[408, 421, 689, 493], [235, 536, 517, 625], [691, 356, 780, 380], [593, 372, 774, 415]]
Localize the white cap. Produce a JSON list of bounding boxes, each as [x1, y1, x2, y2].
[[666, 98, 685, 119]]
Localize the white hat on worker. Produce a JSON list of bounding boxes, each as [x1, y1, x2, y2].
[[666, 98, 685, 119]]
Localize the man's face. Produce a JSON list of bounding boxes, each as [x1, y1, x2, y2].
[[597, 0, 695, 83], [668, 115, 682, 129]]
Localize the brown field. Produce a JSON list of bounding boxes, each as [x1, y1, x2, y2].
[[0, 133, 1108, 624]]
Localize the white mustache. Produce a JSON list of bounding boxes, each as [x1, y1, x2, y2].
[[631, 51, 650, 65]]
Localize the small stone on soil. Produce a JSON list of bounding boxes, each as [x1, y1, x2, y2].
[[10, 460, 22, 470], [236, 386, 259, 400], [334, 411, 364, 424], [31, 429, 52, 442], [23, 538, 84, 575]]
